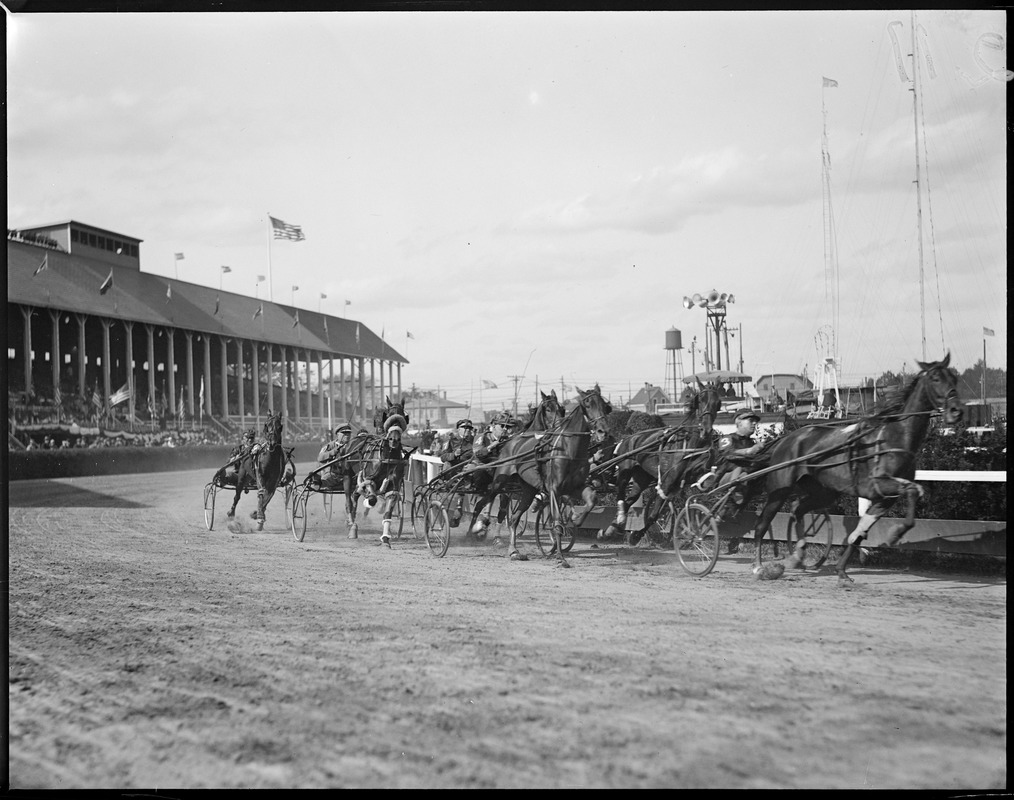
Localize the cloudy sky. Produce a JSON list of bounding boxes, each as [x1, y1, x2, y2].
[[7, 9, 1006, 412]]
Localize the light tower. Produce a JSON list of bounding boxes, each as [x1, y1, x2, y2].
[[664, 327, 684, 405], [682, 290, 735, 372]]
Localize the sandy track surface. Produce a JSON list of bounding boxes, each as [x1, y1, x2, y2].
[[7, 465, 1006, 789]]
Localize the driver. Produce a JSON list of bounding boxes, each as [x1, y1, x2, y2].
[[440, 419, 476, 527], [377, 424, 410, 547], [465, 411, 517, 537], [316, 422, 353, 489], [215, 428, 256, 486], [713, 409, 768, 516]]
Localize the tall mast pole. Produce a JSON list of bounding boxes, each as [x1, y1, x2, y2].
[[910, 10, 927, 361]]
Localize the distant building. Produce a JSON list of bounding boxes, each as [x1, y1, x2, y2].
[[754, 373, 814, 409], [627, 382, 670, 414], [404, 389, 470, 429]]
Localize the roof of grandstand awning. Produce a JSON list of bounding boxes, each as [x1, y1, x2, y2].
[[7, 239, 405, 362]]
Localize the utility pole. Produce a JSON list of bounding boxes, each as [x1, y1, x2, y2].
[[508, 374, 523, 417]]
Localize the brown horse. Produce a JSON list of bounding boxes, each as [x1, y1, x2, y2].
[[487, 385, 612, 566], [228, 412, 285, 531], [748, 354, 963, 583], [600, 380, 724, 545], [460, 389, 566, 537]]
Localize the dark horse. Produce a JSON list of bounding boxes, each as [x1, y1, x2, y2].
[[376, 395, 408, 433], [600, 379, 724, 545], [749, 354, 963, 584], [487, 385, 612, 567], [461, 389, 567, 537], [228, 412, 285, 531]]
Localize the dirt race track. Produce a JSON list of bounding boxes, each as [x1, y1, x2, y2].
[[7, 465, 1007, 790]]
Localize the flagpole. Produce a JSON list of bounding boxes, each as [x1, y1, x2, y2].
[[267, 214, 274, 302], [982, 335, 987, 406]]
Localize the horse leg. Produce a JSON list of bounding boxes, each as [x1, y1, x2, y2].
[[784, 485, 836, 570], [750, 488, 790, 567], [380, 495, 393, 547], [344, 475, 358, 539], [601, 466, 632, 540], [549, 491, 571, 569], [227, 483, 242, 519], [507, 484, 536, 561], [837, 500, 894, 584]]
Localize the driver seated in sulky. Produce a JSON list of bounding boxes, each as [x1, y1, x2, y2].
[[216, 428, 256, 486], [315, 422, 353, 489]]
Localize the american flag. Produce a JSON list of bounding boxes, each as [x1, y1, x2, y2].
[[270, 216, 305, 242], [110, 383, 131, 407], [54, 386, 62, 405], [174, 252, 185, 261], [92, 387, 103, 409]]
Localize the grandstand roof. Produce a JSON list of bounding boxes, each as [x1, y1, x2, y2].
[[7, 238, 405, 363]]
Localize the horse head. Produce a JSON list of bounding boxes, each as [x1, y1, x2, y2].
[[687, 379, 723, 432], [382, 395, 409, 432], [263, 412, 283, 448], [574, 384, 612, 435], [537, 389, 565, 428], [915, 352, 963, 426]]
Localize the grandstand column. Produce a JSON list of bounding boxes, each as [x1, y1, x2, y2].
[[252, 342, 260, 424], [166, 328, 176, 418], [219, 336, 229, 420], [49, 310, 61, 404], [202, 335, 212, 418], [304, 350, 312, 429], [328, 355, 334, 429], [369, 358, 376, 423], [280, 347, 289, 421], [317, 352, 324, 428], [236, 339, 245, 426], [397, 362, 402, 400], [265, 342, 274, 414], [101, 319, 112, 411], [124, 320, 135, 426], [145, 324, 156, 421], [338, 357, 346, 421], [358, 357, 366, 428], [184, 331, 195, 420], [21, 306, 34, 397], [76, 314, 87, 398]]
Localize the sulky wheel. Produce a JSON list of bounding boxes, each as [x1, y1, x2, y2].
[[786, 510, 833, 569], [204, 482, 216, 530], [284, 481, 294, 510], [671, 502, 720, 577], [290, 486, 309, 542], [424, 502, 451, 558], [533, 503, 575, 556]]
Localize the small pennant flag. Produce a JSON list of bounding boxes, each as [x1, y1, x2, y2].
[[345, 300, 351, 306], [270, 215, 306, 242], [174, 252, 185, 261], [33, 253, 49, 276], [355, 323, 361, 347], [221, 265, 232, 275], [406, 331, 415, 340], [165, 283, 172, 303], [823, 76, 838, 88], [292, 310, 300, 328], [214, 295, 220, 315], [482, 379, 498, 389], [983, 327, 995, 337], [320, 292, 327, 300], [323, 317, 329, 335], [292, 285, 300, 292], [253, 303, 263, 320], [99, 269, 114, 294], [257, 275, 265, 283], [199, 377, 205, 410]]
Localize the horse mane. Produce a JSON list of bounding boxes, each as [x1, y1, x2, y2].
[[869, 374, 920, 420]]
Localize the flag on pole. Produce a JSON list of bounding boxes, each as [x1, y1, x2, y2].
[[257, 274, 265, 283], [99, 269, 114, 294], [148, 395, 156, 416], [166, 283, 172, 303], [33, 252, 49, 276], [92, 386, 103, 410], [983, 327, 995, 337], [214, 295, 220, 315], [822, 76, 838, 88], [345, 300, 351, 306], [406, 331, 415, 340], [292, 285, 299, 292], [174, 252, 185, 261], [253, 303, 263, 320], [320, 292, 327, 300], [292, 310, 300, 328], [199, 377, 205, 411], [355, 323, 361, 347], [270, 216, 306, 241], [323, 317, 329, 335], [110, 383, 132, 407], [54, 386, 62, 405], [482, 380, 497, 389]]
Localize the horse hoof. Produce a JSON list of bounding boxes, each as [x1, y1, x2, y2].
[[555, 560, 572, 569], [380, 533, 391, 548], [837, 574, 855, 587], [348, 530, 358, 539], [256, 522, 264, 532], [509, 550, 528, 562]]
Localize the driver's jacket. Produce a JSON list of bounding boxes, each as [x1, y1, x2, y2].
[[440, 432, 474, 466], [471, 428, 510, 465]]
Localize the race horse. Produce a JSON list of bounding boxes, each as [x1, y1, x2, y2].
[[748, 354, 963, 583], [375, 395, 408, 433], [599, 379, 724, 545], [228, 412, 286, 531], [356, 412, 412, 546], [459, 389, 567, 537], [487, 385, 612, 566]]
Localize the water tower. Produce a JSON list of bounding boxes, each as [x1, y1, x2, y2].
[[665, 327, 684, 405]]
